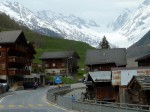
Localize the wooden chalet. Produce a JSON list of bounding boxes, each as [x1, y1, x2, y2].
[[135, 53, 150, 67], [128, 76, 150, 105], [85, 48, 127, 72], [0, 30, 36, 86], [85, 71, 116, 101], [85, 48, 127, 102], [40, 51, 80, 76], [112, 67, 150, 103]]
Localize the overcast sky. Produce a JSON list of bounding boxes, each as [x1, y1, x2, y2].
[[2, 0, 144, 26]]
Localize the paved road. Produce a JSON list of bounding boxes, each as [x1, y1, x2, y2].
[[0, 86, 73, 112]]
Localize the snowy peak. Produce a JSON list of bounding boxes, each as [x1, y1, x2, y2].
[[0, 1, 32, 20], [0, 1, 62, 37], [37, 10, 100, 28], [0, 1, 103, 47], [118, 0, 150, 43], [108, 8, 131, 31], [142, 0, 150, 6]]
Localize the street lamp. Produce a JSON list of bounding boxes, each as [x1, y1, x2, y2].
[[67, 56, 72, 84]]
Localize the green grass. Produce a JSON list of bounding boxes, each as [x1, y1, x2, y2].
[[24, 31, 94, 68]]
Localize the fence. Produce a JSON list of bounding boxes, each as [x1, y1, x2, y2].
[[47, 86, 150, 112], [47, 85, 71, 103]]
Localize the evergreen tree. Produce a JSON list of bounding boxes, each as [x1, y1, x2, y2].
[[99, 36, 110, 49]]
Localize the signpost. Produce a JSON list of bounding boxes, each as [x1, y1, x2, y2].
[[54, 76, 62, 84]]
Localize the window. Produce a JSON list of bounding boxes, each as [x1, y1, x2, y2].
[[52, 63, 56, 67], [45, 64, 48, 68], [0, 63, 6, 70], [62, 63, 65, 67]]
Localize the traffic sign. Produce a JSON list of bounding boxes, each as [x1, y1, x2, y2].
[[54, 76, 62, 84]]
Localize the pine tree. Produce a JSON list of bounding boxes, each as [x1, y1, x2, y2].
[[99, 36, 110, 49]]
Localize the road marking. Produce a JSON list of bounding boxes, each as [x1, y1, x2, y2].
[[37, 104, 43, 107], [0, 104, 4, 108], [8, 104, 15, 108], [47, 104, 52, 107], [18, 104, 24, 108], [28, 104, 33, 107], [0, 95, 13, 103]]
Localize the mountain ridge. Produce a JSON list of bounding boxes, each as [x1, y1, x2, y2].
[[0, 0, 149, 48], [0, 1, 103, 47]]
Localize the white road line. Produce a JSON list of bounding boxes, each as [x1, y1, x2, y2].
[[45, 96, 74, 111], [0, 90, 31, 103], [0, 95, 13, 103]]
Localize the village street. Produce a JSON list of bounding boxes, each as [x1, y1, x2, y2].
[[0, 86, 74, 112]]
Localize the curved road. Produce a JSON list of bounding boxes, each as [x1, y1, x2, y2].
[[0, 86, 73, 112]]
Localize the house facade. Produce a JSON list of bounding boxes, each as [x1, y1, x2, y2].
[[85, 48, 127, 102], [85, 48, 127, 72], [135, 53, 150, 67], [0, 30, 36, 86], [128, 76, 150, 105], [40, 51, 80, 76], [85, 71, 116, 101], [112, 67, 150, 103]]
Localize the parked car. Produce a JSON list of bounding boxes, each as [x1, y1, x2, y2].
[[23, 82, 38, 89], [0, 83, 10, 92]]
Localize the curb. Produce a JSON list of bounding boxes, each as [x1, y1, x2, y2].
[[0, 91, 15, 100]]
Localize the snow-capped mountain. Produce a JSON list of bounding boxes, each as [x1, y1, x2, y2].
[[108, 9, 131, 31], [118, 0, 150, 44], [37, 10, 99, 29], [0, 1, 62, 37], [0, 1, 103, 47], [0, 0, 149, 48]]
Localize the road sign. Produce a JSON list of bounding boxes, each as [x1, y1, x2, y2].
[[54, 76, 62, 84]]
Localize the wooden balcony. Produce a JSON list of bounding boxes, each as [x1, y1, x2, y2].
[[0, 48, 7, 52], [0, 69, 30, 75], [13, 45, 27, 53], [8, 56, 29, 64]]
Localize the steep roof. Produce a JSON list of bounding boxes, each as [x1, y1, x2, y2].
[[88, 71, 111, 82], [127, 45, 150, 58], [128, 76, 150, 90], [85, 48, 127, 66], [135, 53, 150, 61], [40, 51, 80, 59], [0, 30, 23, 44]]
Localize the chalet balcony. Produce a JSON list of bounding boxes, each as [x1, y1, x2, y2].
[[0, 69, 30, 75], [8, 56, 29, 64], [13, 45, 27, 53], [0, 56, 29, 64], [0, 48, 7, 52]]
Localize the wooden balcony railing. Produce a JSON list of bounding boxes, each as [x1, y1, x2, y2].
[[0, 56, 30, 64], [0, 48, 7, 52], [13, 45, 27, 53], [0, 45, 27, 53], [0, 69, 30, 75], [8, 56, 29, 64]]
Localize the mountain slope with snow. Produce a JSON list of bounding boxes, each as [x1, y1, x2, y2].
[[118, 0, 150, 44], [1, 0, 149, 48], [0, 1, 105, 47], [0, 1, 62, 37], [108, 9, 131, 31]]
